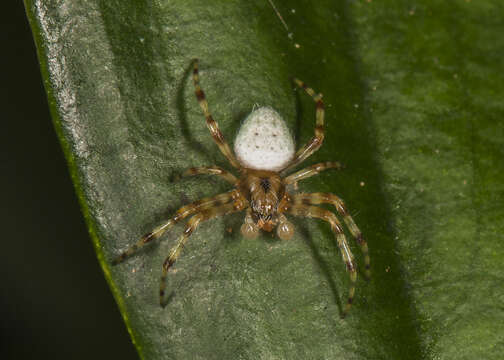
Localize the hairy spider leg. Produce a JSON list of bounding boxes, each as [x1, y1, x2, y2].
[[159, 200, 247, 306], [180, 166, 238, 185], [292, 193, 370, 279], [192, 59, 241, 169], [281, 78, 325, 174], [285, 204, 357, 317], [112, 190, 241, 265], [283, 161, 343, 185]]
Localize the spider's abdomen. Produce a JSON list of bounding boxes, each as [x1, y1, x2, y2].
[[234, 107, 294, 171]]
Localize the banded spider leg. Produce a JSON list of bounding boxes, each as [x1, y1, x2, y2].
[[159, 198, 247, 306], [112, 190, 242, 265]]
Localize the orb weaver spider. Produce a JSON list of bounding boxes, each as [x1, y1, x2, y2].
[[113, 59, 370, 317]]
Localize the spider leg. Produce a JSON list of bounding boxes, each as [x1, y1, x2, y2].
[[192, 59, 241, 169], [292, 193, 370, 279], [284, 203, 357, 317], [179, 166, 238, 185], [283, 161, 343, 185], [281, 78, 325, 174], [159, 200, 246, 306], [112, 190, 242, 265]]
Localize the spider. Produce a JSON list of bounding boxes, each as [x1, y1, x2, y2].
[[113, 59, 370, 317]]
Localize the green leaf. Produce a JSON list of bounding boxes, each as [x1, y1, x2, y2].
[[25, 0, 504, 359]]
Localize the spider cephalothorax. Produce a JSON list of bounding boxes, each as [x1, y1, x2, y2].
[[238, 169, 284, 232], [113, 59, 370, 317]]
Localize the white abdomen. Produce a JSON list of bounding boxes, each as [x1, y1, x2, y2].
[[234, 107, 295, 171]]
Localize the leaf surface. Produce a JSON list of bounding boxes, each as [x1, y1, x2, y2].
[[25, 0, 504, 359]]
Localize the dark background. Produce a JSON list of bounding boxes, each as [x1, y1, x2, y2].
[[1, 2, 138, 359]]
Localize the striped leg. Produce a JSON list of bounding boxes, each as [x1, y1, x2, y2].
[[112, 190, 241, 265], [285, 204, 357, 317], [281, 78, 325, 174], [283, 161, 343, 185], [159, 201, 246, 306], [180, 166, 238, 185], [293, 193, 370, 278], [193, 59, 241, 169]]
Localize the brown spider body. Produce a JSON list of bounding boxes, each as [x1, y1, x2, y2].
[[238, 169, 284, 232], [113, 59, 370, 317]]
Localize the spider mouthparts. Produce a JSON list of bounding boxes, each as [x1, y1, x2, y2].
[[257, 218, 274, 232]]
